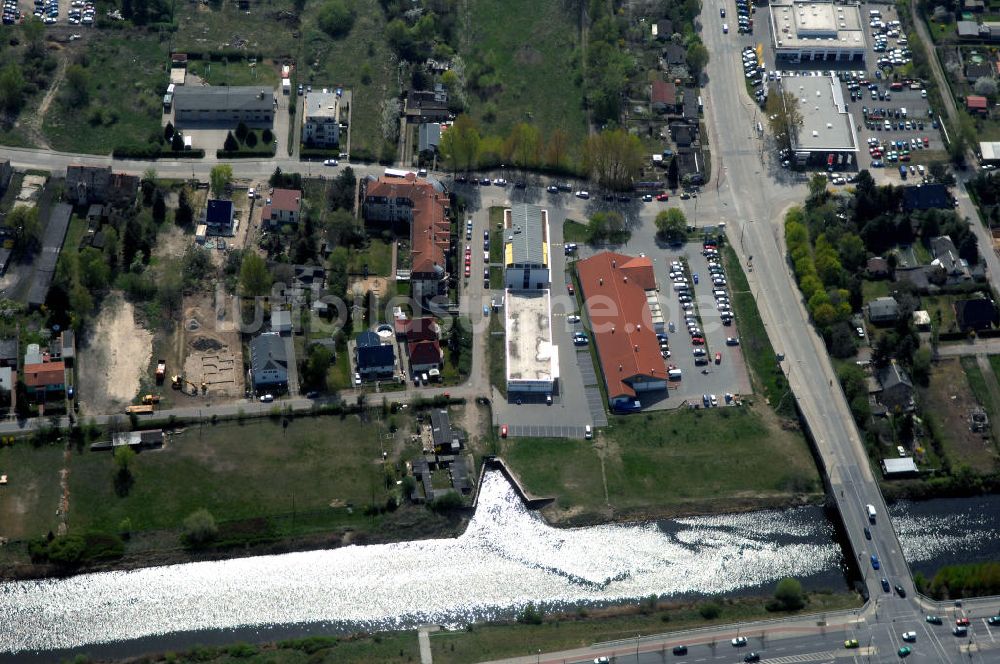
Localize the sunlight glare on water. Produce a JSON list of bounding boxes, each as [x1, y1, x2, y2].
[[0, 471, 842, 653]]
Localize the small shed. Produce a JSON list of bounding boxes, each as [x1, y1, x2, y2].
[[882, 457, 919, 477]]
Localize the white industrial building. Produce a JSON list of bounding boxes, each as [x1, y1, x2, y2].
[[503, 204, 556, 395], [302, 89, 341, 148], [503, 205, 550, 291], [781, 74, 859, 169], [769, 0, 866, 63], [980, 141, 1000, 164]]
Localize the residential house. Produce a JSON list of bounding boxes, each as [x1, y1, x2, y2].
[[418, 122, 441, 154], [902, 183, 952, 211], [984, 21, 1000, 40], [430, 408, 464, 455], [676, 148, 704, 185], [671, 124, 695, 148], [654, 18, 674, 40], [957, 20, 983, 39], [929, 235, 971, 283], [0, 338, 17, 368], [403, 85, 451, 123], [261, 188, 302, 228], [867, 296, 900, 324], [395, 316, 439, 342], [59, 330, 75, 368], [362, 174, 450, 303], [203, 199, 235, 235], [876, 360, 915, 412], [85, 204, 106, 225], [965, 0, 986, 12], [408, 339, 442, 374], [65, 165, 139, 207], [967, 62, 995, 83], [301, 89, 340, 148], [966, 95, 989, 114], [663, 43, 687, 67], [651, 80, 677, 114], [866, 256, 890, 278], [172, 86, 274, 128], [955, 297, 999, 331], [355, 330, 395, 379], [271, 308, 292, 335], [23, 358, 65, 399], [682, 88, 700, 121], [249, 332, 289, 393]]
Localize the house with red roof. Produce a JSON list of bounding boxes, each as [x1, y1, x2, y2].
[[362, 174, 450, 303], [577, 252, 667, 412], [23, 359, 65, 399], [261, 188, 302, 228], [651, 79, 678, 114], [408, 339, 443, 373], [966, 95, 989, 114]]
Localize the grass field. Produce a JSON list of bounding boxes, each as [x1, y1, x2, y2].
[[461, 0, 587, 151], [722, 246, 795, 417], [563, 219, 590, 244], [922, 359, 999, 470], [488, 311, 506, 397], [0, 442, 65, 541], [66, 415, 397, 536], [922, 295, 958, 333], [173, 0, 300, 53], [861, 279, 891, 304], [298, 0, 399, 159], [504, 406, 820, 523], [347, 237, 393, 276], [186, 57, 280, 88], [43, 36, 165, 154]]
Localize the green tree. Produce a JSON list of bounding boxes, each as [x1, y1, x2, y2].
[[78, 246, 111, 290], [439, 114, 481, 172], [770, 577, 806, 611], [301, 343, 333, 391], [0, 63, 26, 115], [152, 189, 166, 224], [223, 131, 239, 153], [182, 508, 218, 547], [655, 208, 687, 243], [234, 121, 249, 143], [4, 205, 41, 250], [64, 64, 90, 106], [245, 131, 258, 148], [765, 91, 803, 153], [171, 131, 184, 151], [181, 244, 213, 288], [318, 0, 355, 37], [239, 252, 272, 296], [544, 127, 569, 170], [176, 188, 194, 226], [583, 129, 644, 191], [163, 121, 174, 141], [686, 40, 710, 78], [210, 164, 234, 198]]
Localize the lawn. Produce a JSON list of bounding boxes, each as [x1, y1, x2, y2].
[[503, 406, 821, 523], [488, 310, 506, 396], [922, 295, 958, 333], [43, 35, 166, 154], [66, 414, 400, 536], [862, 279, 890, 304], [186, 57, 280, 88], [461, 0, 587, 151], [563, 219, 590, 244], [298, 0, 400, 160], [921, 359, 999, 470], [173, 0, 300, 53], [722, 246, 794, 416], [0, 441, 65, 541], [347, 237, 393, 276]]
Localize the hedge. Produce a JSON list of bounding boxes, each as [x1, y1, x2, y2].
[[112, 146, 205, 159], [215, 149, 277, 159]]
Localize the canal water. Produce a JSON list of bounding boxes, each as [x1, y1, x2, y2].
[[1, 473, 997, 660]]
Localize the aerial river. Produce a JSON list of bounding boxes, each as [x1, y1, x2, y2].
[[1, 472, 998, 660]]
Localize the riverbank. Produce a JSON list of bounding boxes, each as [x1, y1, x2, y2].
[[96, 592, 862, 664]]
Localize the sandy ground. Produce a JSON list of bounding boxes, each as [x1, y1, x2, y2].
[[78, 294, 153, 414], [179, 293, 244, 398]]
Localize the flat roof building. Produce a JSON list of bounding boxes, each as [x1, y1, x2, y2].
[[781, 74, 858, 167], [504, 289, 557, 394], [302, 89, 340, 148], [577, 252, 667, 412], [173, 86, 274, 128], [504, 205, 550, 291], [981, 141, 1000, 162], [769, 0, 866, 63]]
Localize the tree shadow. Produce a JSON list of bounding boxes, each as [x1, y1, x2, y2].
[[113, 469, 134, 497]]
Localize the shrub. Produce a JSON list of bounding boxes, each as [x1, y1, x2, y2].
[[318, 0, 355, 37], [698, 602, 722, 620], [182, 508, 218, 547]]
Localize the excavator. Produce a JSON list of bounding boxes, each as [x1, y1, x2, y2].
[[171, 375, 208, 396]]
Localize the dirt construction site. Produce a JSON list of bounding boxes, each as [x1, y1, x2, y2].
[[177, 293, 245, 398]]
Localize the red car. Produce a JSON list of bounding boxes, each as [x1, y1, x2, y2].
[[957, 618, 971, 627], [715, 352, 722, 364], [464, 266, 471, 277], [656, 193, 670, 201], [500, 424, 508, 438], [692, 336, 705, 345]]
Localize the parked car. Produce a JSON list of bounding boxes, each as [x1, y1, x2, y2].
[[500, 424, 508, 438], [731, 637, 747, 647]]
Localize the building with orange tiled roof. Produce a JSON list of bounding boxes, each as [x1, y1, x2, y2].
[[362, 173, 450, 302], [577, 251, 667, 411]]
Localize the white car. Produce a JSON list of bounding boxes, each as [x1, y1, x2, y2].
[[567, 315, 581, 323], [732, 637, 747, 647], [323, 159, 338, 166], [575, 190, 590, 199], [493, 178, 507, 186], [902, 631, 916, 642], [354, 372, 362, 387], [259, 394, 274, 403]]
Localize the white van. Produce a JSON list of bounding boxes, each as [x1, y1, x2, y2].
[[869, 9, 881, 16], [866, 504, 877, 523], [585, 425, 593, 439], [668, 369, 683, 380]]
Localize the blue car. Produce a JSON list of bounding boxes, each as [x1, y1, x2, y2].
[[693, 273, 699, 284], [871, 554, 880, 570], [881, 577, 890, 591]]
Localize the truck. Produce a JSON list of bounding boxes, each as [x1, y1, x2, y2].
[[141, 394, 161, 405], [125, 404, 154, 415], [866, 504, 877, 523], [155, 359, 166, 384]]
